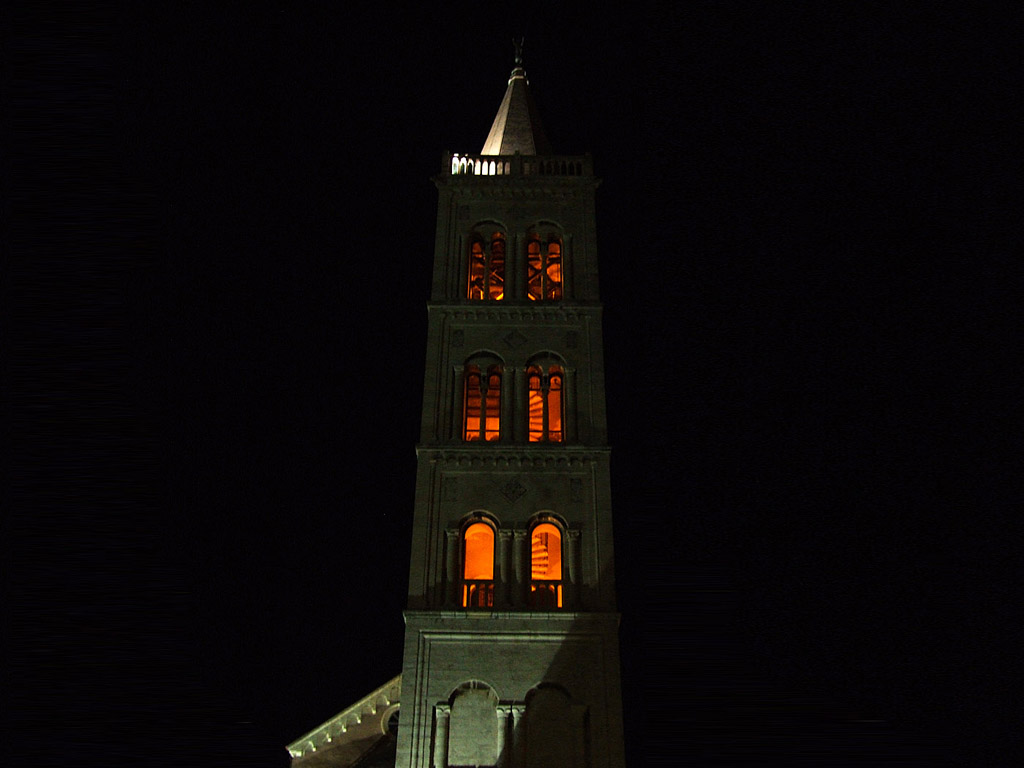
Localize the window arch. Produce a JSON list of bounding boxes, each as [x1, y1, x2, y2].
[[530, 521, 563, 608], [447, 681, 500, 766], [524, 684, 586, 767], [527, 364, 564, 442], [463, 362, 502, 441], [462, 521, 495, 608], [526, 235, 563, 301], [467, 231, 506, 301]]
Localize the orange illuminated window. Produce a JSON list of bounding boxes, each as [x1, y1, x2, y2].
[[527, 365, 564, 443], [463, 365, 501, 442], [526, 237, 562, 301], [530, 523, 562, 608], [463, 522, 495, 608], [467, 233, 506, 301]]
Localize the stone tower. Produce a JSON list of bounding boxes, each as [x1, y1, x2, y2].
[[395, 52, 626, 768]]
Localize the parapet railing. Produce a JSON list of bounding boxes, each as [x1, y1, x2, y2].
[[447, 153, 592, 178], [463, 579, 495, 608]]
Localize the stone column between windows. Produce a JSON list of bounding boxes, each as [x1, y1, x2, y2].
[[512, 367, 527, 443], [510, 705, 525, 768], [507, 233, 520, 300], [495, 705, 511, 768], [563, 233, 573, 301], [512, 530, 528, 608], [455, 233, 467, 301], [500, 363, 514, 443], [451, 365, 464, 443], [433, 704, 451, 768], [444, 530, 459, 608], [498, 530, 512, 608], [566, 366, 578, 444], [566, 529, 581, 609]]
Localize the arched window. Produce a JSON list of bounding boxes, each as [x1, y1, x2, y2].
[[462, 522, 495, 608], [526, 236, 563, 301], [530, 522, 563, 608], [463, 364, 501, 441], [447, 682, 499, 766], [467, 232, 506, 301], [524, 685, 586, 767], [527, 365, 564, 442]]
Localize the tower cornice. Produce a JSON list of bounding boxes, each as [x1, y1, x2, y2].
[[403, 610, 621, 625], [427, 303, 602, 323], [434, 180, 596, 200], [415, 446, 610, 467]]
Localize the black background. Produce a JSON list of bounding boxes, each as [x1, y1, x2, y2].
[[91, 3, 1019, 766]]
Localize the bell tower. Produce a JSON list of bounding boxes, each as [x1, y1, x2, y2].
[[396, 49, 626, 768]]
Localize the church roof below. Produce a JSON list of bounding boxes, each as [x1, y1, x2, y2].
[[287, 674, 401, 767], [480, 61, 552, 156]]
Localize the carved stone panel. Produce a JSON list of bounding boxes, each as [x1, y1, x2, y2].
[[500, 479, 528, 503], [502, 329, 528, 349]]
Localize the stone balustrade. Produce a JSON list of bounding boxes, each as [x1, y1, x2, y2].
[[448, 153, 591, 178]]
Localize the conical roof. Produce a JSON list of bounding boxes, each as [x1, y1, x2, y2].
[[480, 58, 552, 156]]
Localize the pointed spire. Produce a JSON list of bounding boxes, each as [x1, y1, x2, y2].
[[480, 40, 552, 156]]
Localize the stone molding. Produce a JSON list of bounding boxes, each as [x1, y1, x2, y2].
[[429, 304, 600, 323], [416, 447, 609, 467], [404, 610, 621, 624], [439, 183, 589, 201]]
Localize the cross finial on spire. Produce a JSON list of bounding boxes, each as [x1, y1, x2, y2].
[[481, 37, 551, 155]]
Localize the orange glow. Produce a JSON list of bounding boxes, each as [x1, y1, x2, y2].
[[530, 583, 562, 609], [531, 523, 562, 580], [467, 241, 486, 300], [463, 368, 482, 441], [463, 523, 494, 580], [527, 365, 564, 443], [464, 582, 494, 608], [548, 370, 562, 441], [488, 234, 505, 301], [546, 241, 562, 300], [528, 370, 544, 442], [527, 238, 542, 301], [484, 371, 500, 441], [464, 366, 501, 441], [527, 237, 562, 301], [467, 233, 505, 301]]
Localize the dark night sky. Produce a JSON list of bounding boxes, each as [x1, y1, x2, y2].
[[102, 3, 1018, 766]]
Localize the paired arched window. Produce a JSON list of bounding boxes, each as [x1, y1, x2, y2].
[[463, 364, 502, 441], [462, 521, 495, 608], [530, 522, 563, 608], [527, 365, 564, 442], [526, 236, 563, 301], [454, 517, 568, 610], [523, 685, 586, 766], [467, 232, 506, 301], [466, 230, 564, 301], [446, 682, 500, 766]]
